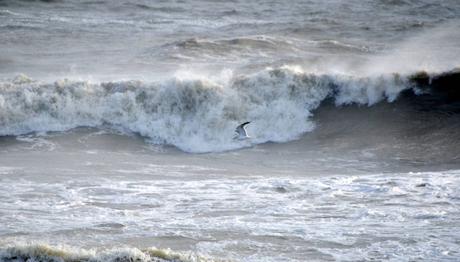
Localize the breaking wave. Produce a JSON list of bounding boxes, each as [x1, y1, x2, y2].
[[0, 244, 221, 262], [0, 66, 458, 152]]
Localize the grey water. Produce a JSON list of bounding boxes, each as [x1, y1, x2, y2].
[[1, 0, 460, 261]]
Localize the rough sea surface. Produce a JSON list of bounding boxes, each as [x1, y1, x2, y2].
[[1, 0, 460, 261]]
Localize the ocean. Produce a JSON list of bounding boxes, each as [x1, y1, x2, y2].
[[1, 0, 460, 261]]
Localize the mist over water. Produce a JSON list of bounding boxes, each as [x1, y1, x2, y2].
[[1, 0, 460, 261]]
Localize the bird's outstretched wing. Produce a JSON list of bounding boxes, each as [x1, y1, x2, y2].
[[234, 121, 250, 139]]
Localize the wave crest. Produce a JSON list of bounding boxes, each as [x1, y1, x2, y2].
[[0, 67, 437, 152], [0, 244, 220, 262]]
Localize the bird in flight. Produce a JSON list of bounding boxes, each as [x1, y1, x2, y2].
[[234, 121, 250, 140]]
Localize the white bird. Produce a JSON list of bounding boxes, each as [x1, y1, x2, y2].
[[234, 121, 250, 140]]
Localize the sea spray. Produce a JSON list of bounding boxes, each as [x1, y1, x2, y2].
[[0, 243, 222, 262], [0, 66, 447, 153]]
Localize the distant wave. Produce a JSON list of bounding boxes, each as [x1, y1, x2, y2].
[[307, 40, 370, 53], [0, 67, 458, 152], [168, 36, 291, 50], [0, 244, 220, 262], [123, 3, 187, 13], [157, 36, 299, 61]]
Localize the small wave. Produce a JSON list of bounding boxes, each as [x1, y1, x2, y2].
[[81, 1, 107, 5], [0, 9, 21, 16], [0, 24, 42, 30], [0, 67, 458, 153], [378, 0, 410, 6], [307, 40, 370, 53], [163, 36, 293, 53], [0, 244, 222, 262], [222, 9, 238, 16], [123, 3, 186, 13]]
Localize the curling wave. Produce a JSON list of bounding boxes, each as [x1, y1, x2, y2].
[[0, 67, 457, 152], [0, 244, 220, 262]]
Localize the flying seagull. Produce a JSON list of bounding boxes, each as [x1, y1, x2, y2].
[[234, 121, 250, 140]]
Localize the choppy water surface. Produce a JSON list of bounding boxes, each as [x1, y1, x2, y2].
[[1, 0, 460, 261]]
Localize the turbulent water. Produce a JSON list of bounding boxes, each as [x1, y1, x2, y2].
[[1, 0, 460, 261]]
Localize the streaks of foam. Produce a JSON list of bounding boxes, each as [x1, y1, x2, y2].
[[0, 170, 459, 261]]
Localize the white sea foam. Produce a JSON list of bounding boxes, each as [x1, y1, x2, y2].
[[0, 67, 412, 152], [1, 170, 459, 261], [0, 243, 219, 262]]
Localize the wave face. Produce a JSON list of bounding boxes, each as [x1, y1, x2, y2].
[[0, 67, 414, 152], [0, 244, 216, 262]]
